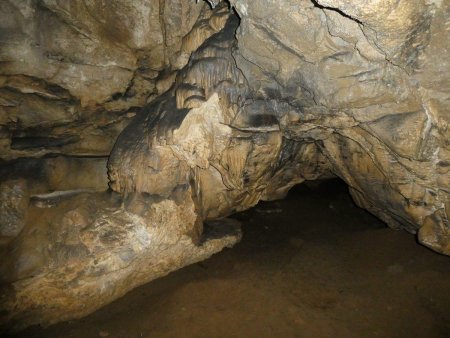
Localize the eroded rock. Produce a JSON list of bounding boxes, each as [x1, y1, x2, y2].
[[0, 0, 230, 160], [229, 0, 450, 254], [108, 15, 334, 221], [0, 189, 241, 331], [109, 0, 449, 255], [1, 0, 449, 333]]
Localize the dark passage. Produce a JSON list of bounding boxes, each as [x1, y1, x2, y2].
[[13, 179, 450, 338]]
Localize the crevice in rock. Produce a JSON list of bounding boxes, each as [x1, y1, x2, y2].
[[10, 135, 80, 150], [310, 0, 363, 25]]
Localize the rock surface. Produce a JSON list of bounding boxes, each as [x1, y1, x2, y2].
[[0, 179, 29, 240], [108, 15, 334, 223], [0, 0, 229, 160], [0, 189, 241, 331], [228, 0, 450, 254], [110, 0, 449, 254], [1, 0, 449, 332]]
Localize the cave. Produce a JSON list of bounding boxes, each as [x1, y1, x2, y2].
[[0, 0, 449, 336]]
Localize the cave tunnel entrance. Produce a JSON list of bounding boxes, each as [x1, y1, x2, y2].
[[2, 0, 450, 336], [12, 178, 450, 338]]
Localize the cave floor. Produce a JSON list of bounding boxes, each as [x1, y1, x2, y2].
[[15, 179, 450, 338]]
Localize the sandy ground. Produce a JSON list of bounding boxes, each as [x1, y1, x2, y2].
[[12, 179, 450, 338]]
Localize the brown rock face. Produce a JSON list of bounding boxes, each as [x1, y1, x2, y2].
[[109, 0, 449, 254], [228, 0, 449, 254], [1, 0, 449, 333], [0, 0, 229, 160], [108, 14, 334, 216], [0, 189, 241, 331]]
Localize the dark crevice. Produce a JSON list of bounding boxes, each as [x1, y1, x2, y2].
[[10, 135, 80, 150], [310, 0, 363, 25]]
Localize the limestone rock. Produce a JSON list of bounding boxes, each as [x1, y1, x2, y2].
[[1, 0, 450, 332], [230, 0, 450, 254], [0, 190, 241, 332], [0, 0, 229, 160], [109, 1, 450, 254], [108, 15, 333, 221]]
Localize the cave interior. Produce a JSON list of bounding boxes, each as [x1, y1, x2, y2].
[[0, 0, 449, 336]]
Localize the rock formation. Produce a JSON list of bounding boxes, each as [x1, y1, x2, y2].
[[0, 0, 229, 160], [229, 0, 449, 254], [109, 0, 450, 254], [0, 0, 449, 332]]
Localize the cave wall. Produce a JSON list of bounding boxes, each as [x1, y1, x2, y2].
[[109, 0, 450, 254], [230, 0, 450, 253], [0, 0, 230, 159]]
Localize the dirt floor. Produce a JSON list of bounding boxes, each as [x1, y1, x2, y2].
[[12, 179, 450, 338]]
